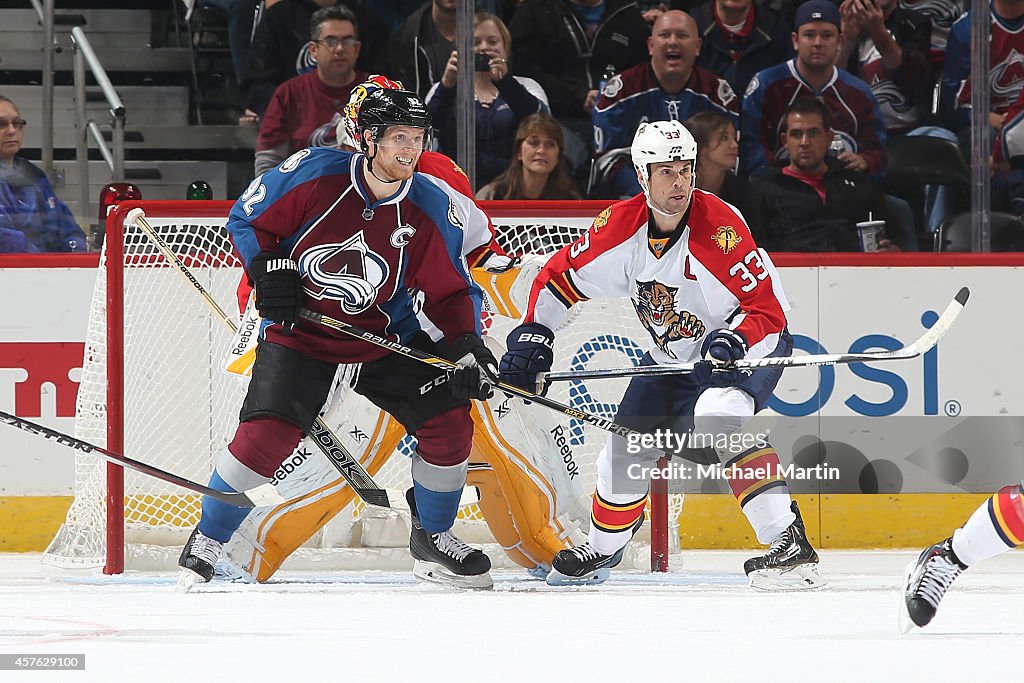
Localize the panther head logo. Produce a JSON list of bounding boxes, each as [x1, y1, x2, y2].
[[633, 280, 707, 358]]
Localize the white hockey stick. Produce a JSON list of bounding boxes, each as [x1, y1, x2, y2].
[[0, 410, 282, 508], [124, 208, 390, 508], [544, 287, 970, 382]]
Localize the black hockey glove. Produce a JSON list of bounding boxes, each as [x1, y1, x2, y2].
[[447, 334, 498, 401], [249, 251, 302, 334], [499, 322, 554, 395]]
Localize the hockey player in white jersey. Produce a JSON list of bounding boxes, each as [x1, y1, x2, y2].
[[901, 479, 1024, 630], [500, 120, 824, 590]]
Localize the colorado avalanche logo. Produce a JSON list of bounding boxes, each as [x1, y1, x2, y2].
[[299, 232, 389, 314]]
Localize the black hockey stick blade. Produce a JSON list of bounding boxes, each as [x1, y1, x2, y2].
[[545, 287, 970, 382], [307, 420, 390, 508], [0, 410, 282, 508]]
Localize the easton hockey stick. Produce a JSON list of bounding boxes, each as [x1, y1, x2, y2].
[[544, 287, 970, 382], [0, 410, 281, 508], [125, 208, 390, 509], [297, 308, 639, 441]]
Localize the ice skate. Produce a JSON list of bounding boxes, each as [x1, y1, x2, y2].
[[899, 538, 965, 632], [546, 516, 643, 586], [744, 501, 825, 591], [407, 489, 493, 589], [177, 528, 224, 592]]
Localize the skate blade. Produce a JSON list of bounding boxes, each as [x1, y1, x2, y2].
[[748, 563, 827, 592], [412, 560, 493, 590], [545, 567, 611, 586], [175, 568, 209, 593]]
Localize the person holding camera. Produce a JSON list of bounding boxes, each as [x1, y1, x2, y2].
[[424, 11, 548, 187]]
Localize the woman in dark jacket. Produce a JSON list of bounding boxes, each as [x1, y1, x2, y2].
[[683, 111, 759, 227]]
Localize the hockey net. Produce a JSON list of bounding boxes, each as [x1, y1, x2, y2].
[[44, 200, 683, 573]]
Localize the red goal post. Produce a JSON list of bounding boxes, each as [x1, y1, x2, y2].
[[43, 199, 678, 574]]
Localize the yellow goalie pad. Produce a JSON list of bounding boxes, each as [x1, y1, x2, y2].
[[470, 255, 543, 320]]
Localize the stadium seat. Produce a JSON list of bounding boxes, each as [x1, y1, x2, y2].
[[934, 211, 1024, 252]]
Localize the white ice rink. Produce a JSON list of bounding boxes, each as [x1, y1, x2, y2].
[[0, 550, 1020, 682]]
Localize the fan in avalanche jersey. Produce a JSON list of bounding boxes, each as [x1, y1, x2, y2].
[[500, 119, 826, 590], [178, 88, 500, 591]]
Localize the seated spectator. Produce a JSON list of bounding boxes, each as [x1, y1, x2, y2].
[[837, 0, 931, 134], [688, 0, 794, 98], [476, 113, 582, 200], [509, 0, 651, 174], [386, 0, 458, 101], [682, 110, 758, 222], [240, 0, 343, 122], [0, 96, 87, 253], [942, 0, 1024, 137], [741, 0, 887, 177], [899, 0, 964, 78], [752, 96, 897, 252], [592, 9, 738, 198], [192, 0, 259, 86], [426, 12, 548, 188], [254, 5, 367, 174]]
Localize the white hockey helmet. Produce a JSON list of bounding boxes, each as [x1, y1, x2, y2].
[[631, 120, 698, 186]]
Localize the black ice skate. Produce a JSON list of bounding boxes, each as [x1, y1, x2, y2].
[[177, 527, 224, 592], [899, 538, 966, 632], [546, 515, 644, 586], [407, 489, 492, 589], [743, 501, 825, 591]]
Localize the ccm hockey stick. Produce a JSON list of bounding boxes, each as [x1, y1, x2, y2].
[[298, 308, 641, 441], [125, 208, 390, 509], [0, 410, 281, 508], [544, 287, 970, 383]]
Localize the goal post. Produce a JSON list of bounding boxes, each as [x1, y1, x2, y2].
[[44, 199, 681, 574]]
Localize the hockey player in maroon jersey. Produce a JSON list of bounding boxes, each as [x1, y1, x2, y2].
[[178, 88, 499, 590], [500, 119, 824, 590], [901, 480, 1024, 630]]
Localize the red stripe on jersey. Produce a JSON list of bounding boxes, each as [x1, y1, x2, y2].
[[687, 190, 787, 349], [725, 448, 784, 501], [992, 485, 1024, 547], [524, 194, 648, 323], [591, 493, 647, 532]]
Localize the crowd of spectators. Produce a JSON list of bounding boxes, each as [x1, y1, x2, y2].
[[3, 0, 1022, 253]]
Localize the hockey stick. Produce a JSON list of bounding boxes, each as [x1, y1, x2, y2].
[[125, 208, 390, 509], [297, 308, 640, 441], [0, 410, 281, 508], [543, 287, 970, 382]]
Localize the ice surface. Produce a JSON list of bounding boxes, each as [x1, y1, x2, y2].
[[0, 550, 1020, 681]]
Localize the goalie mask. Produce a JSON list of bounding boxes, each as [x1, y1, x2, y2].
[[631, 120, 698, 216], [338, 74, 405, 151]]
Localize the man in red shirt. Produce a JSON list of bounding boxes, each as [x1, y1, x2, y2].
[[254, 5, 366, 174]]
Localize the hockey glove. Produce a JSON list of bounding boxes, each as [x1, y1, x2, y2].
[[249, 251, 303, 334], [499, 322, 554, 395], [448, 334, 498, 400], [701, 328, 748, 364]]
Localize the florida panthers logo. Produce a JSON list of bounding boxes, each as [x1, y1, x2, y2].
[[633, 280, 706, 358], [299, 231, 389, 314]]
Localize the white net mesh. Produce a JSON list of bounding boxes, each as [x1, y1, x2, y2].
[[44, 206, 682, 571]]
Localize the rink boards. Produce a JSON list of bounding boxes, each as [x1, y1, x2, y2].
[[1, 254, 1023, 550]]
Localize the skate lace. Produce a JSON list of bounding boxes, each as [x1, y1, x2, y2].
[[432, 531, 474, 561], [190, 533, 222, 565], [765, 527, 794, 556], [569, 544, 602, 562], [915, 553, 963, 607]]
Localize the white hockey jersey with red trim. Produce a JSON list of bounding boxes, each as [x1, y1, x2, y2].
[[524, 190, 790, 364]]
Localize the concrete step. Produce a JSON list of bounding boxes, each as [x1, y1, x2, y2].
[[0, 9, 153, 49], [22, 123, 256, 152], [11, 85, 189, 133], [54, 160, 228, 220], [0, 46, 191, 73]]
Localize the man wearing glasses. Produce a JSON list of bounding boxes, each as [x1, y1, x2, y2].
[[255, 5, 367, 175], [0, 96, 87, 253]]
